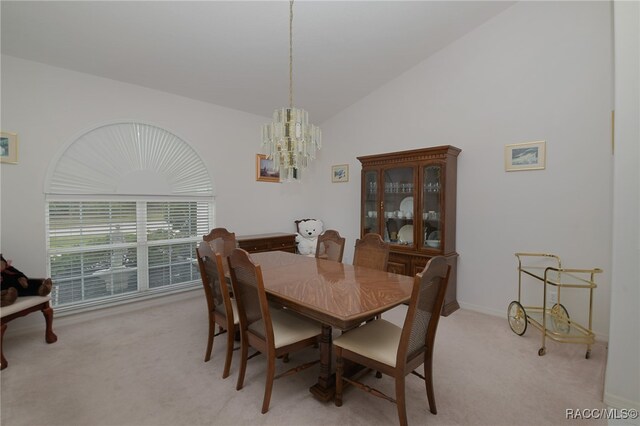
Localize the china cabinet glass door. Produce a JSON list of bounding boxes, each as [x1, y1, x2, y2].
[[382, 167, 414, 245], [358, 145, 460, 316], [363, 170, 379, 236], [422, 165, 442, 250]]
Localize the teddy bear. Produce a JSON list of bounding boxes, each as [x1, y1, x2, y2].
[[295, 219, 324, 256], [1, 254, 53, 307]]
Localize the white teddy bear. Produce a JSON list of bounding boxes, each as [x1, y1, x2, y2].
[[295, 219, 324, 256]]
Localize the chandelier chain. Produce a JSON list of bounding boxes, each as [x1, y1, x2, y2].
[[289, 0, 294, 109], [261, 0, 320, 182]]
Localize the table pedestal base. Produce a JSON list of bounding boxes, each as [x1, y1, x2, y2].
[[309, 324, 335, 401]]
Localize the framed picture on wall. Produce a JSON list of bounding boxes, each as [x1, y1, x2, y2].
[[505, 141, 546, 171], [256, 154, 280, 182], [332, 164, 349, 183], [0, 132, 18, 164]]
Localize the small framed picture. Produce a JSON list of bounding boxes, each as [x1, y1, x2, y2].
[[505, 141, 546, 171], [0, 132, 18, 164], [256, 154, 280, 182], [332, 164, 349, 183]]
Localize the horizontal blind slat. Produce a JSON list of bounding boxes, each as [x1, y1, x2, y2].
[[47, 200, 209, 307]]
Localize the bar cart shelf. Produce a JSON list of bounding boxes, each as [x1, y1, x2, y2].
[[508, 252, 602, 358]]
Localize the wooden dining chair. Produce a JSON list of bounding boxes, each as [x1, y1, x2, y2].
[[195, 241, 238, 379], [315, 229, 346, 263], [227, 248, 322, 414], [353, 233, 389, 271], [203, 227, 236, 264], [354, 233, 390, 322], [333, 256, 451, 426]]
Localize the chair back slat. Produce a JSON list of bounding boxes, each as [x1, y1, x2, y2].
[[353, 233, 389, 271], [399, 256, 450, 365], [316, 230, 346, 262], [228, 249, 271, 342]]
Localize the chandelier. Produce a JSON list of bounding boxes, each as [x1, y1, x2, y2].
[[262, 0, 321, 182]]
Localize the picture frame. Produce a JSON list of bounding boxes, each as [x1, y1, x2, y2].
[[256, 154, 280, 182], [0, 132, 18, 164], [332, 164, 349, 183], [505, 141, 546, 171]]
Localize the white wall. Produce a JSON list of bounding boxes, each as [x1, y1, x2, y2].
[[1, 0, 634, 409], [0, 2, 617, 339], [311, 1, 614, 337], [0, 55, 313, 276], [605, 0, 640, 411]]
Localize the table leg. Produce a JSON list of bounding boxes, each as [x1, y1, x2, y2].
[[309, 324, 335, 401]]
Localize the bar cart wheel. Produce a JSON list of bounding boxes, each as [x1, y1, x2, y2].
[[585, 350, 591, 359], [508, 301, 527, 336], [538, 347, 546, 356], [551, 303, 570, 334]]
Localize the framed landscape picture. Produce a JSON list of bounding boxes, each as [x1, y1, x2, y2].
[[332, 164, 349, 183], [256, 154, 280, 182], [0, 132, 18, 164], [505, 141, 545, 171]]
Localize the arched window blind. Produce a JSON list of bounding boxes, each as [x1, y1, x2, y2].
[[45, 122, 214, 310]]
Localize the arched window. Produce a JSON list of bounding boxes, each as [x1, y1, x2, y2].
[[45, 122, 213, 311]]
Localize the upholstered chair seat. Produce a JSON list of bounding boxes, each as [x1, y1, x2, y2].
[[333, 319, 401, 367], [248, 308, 321, 349]]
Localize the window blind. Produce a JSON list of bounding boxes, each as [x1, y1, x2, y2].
[[43, 122, 214, 312], [47, 200, 210, 307]]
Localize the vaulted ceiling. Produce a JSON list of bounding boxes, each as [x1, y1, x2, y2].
[[1, 1, 514, 123]]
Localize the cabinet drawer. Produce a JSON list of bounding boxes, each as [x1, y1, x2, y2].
[[269, 237, 296, 250], [236, 233, 296, 254], [388, 261, 408, 276], [388, 252, 411, 276], [238, 240, 270, 252]]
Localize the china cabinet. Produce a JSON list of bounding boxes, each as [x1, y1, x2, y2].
[[358, 145, 461, 315]]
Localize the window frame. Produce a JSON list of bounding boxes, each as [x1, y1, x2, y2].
[[46, 194, 214, 313]]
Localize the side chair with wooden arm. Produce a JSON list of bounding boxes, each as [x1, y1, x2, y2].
[[1, 278, 57, 370]]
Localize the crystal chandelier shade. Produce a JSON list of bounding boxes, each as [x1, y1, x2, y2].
[[262, 0, 321, 182], [262, 108, 321, 182]]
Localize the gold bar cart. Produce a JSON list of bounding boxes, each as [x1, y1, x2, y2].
[[508, 252, 602, 358]]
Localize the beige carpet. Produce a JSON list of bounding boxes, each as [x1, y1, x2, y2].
[[1, 292, 607, 426]]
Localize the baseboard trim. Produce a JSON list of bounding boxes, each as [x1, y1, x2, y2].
[[6, 288, 201, 337], [458, 301, 609, 343], [604, 392, 640, 411], [458, 301, 505, 318]]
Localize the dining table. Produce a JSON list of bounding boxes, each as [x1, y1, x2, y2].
[[249, 250, 415, 402]]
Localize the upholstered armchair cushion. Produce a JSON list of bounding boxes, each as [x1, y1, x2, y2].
[[1, 296, 52, 318], [1, 293, 57, 370]]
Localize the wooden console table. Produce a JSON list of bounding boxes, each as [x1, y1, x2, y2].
[[236, 232, 296, 254]]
